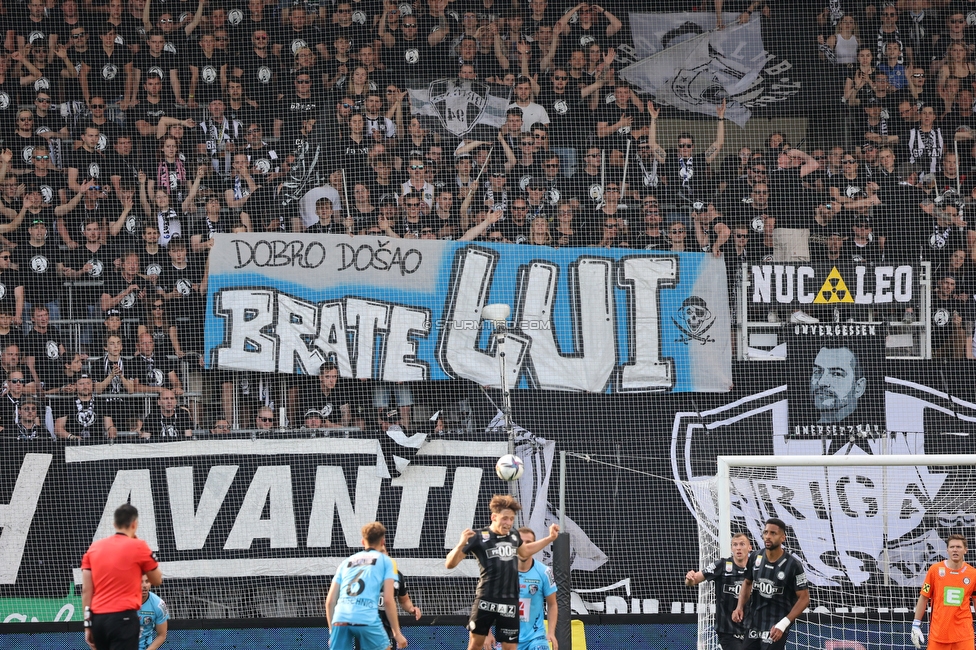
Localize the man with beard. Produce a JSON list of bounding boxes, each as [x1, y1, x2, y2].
[[55, 373, 117, 439], [808, 345, 866, 424]]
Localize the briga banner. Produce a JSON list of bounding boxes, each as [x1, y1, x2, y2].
[[203, 234, 733, 393]]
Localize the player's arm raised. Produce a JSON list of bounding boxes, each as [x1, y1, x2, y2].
[[446, 529, 475, 569], [731, 578, 752, 623], [519, 523, 560, 559]]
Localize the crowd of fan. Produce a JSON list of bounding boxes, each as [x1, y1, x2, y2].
[[2, 0, 976, 441]]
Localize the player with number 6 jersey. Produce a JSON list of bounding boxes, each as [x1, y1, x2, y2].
[[913, 533, 976, 650], [326, 521, 407, 650]]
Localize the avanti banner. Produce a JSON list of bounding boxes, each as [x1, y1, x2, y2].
[[203, 234, 734, 393]]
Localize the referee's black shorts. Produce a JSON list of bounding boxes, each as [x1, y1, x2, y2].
[[90, 609, 139, 650]]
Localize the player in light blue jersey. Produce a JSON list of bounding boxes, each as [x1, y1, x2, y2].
[[326, 521, 407, 650], [138, 575, 169, 650], [487, 527, 559, 650]]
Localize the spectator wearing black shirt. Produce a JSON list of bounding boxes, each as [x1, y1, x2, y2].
[[137, 388, 194, 439], [132, 30, 179, 104], [22, 304, 67, 392], [130, 332, 181, 395], [931, 274, 970, 359], [14, 217, 62, 326], [188, 32, 228, 107], [60, 218, 113, 321], [55, 372, 115, 439], [0, 251, 18, 316], [0, 368, 28, 433], [93, 332, 137, 428], [67, 125, 108, 195], [101, 251, 147, 318], [79, 23, 132, 107], [646, 100, 727, 209]]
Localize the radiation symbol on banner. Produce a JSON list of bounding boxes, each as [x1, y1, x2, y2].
[[814, 267, 854, 304]]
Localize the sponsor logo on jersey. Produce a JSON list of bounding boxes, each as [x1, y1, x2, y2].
[[487, 542, 518, 560]]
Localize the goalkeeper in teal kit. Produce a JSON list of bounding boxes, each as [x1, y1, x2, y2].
[[487, 526, 559, 650]]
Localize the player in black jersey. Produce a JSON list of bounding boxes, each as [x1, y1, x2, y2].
[[732, 518, 810, 650], [686, 532, 753, 650], [445, 494, 560, 650]]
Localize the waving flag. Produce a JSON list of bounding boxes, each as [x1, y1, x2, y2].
[[409, 78, 511, 138]]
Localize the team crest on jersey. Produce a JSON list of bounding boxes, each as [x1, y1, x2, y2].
[[98, 134, 108, 151], [481, 531, 490, 541], [258, 66, 272, 83], [845, 185, 862, 198], [934, 308, 950, 327], [102, 63, 118, 80], [33, 77, 50, 91], [163, 424, 177, 437], [78, 408, 95, 427], [149, 65, 164, 79], [352, 10, 367, 24], [320, 404, 333, 418], [405, 48, 419, 64], [147, 264, 162, 277], [0, 284, 5, 300], [175, 279, 192, 295], [751, 216, 764, 233], [125, 216, 138, 234], [202, 66, 217, 84], [31, 255, 49, 273], [965, 577, 970, 585], [290, 39, 308, 55], [528, 584, 538, 595], [89, 260, 104, 277], [930, 233, 947, 249], [120, 292, 136, 309], [164, 41, 177, 54], [939, 567, 946, 577], [579, 34, 595, 47], [754, 555, 763, 568], [726, 561, 733, 573], [0, 93, 8, 109], [228, 8, 243, 23], [46, 341, 59, 359], [777, 571, 785, 580], [589, 184, 603, 201], [28, 31, 44, 44], [40, 186, 53, 203], [553, 100, 568, 114], [89, 163, 101, 178]]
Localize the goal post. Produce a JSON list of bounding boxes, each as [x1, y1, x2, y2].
[[684, 454, 976, 650]]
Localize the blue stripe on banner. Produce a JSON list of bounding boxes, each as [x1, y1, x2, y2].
[[204, 236, 732, 393]]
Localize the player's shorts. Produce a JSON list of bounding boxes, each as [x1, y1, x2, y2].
[[467, 598, 520, 644], [717, 632, 746, 650], [521, 640, 551, 650], [330, 622, 391, 650], [743, 629, 788, 650], [928, 640, 975, 650]]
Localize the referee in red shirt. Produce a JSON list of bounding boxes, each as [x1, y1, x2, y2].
[[82, 504, 162, 649]]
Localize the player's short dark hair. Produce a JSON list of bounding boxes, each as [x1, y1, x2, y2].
[[489, 494, 522, 515], [676, 132, 694, 142], [361, 521, 387, 546], [318, 361, 338, 375], [517, 526, 535, 540], [114, 503, 139, 529], [168, 236, 187, 251], [765, 517, 787, 533], [948, 533, 968, 548], [315, 197, 333, 210], [31, 304, 48, 315]]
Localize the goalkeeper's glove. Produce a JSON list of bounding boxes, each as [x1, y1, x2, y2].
[[911, 620, 925, 649]]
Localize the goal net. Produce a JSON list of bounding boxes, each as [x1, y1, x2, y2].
[[683, 454, 976, 650]]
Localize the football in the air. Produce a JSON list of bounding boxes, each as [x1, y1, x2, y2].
[[495, 454, 524, 481]]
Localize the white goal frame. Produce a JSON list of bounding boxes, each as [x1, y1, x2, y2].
[[715, 454, 973, 556]]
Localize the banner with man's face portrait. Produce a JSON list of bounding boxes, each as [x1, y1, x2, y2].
[[787, 323, 886, 442]]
